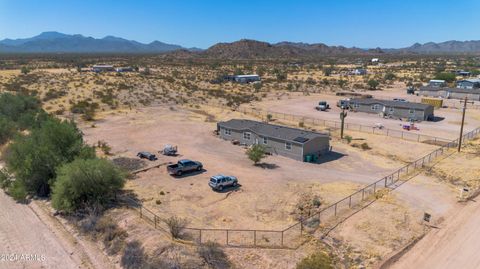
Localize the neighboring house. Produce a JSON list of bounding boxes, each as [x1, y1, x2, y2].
[[115, 67, 134, 72], [349, 98, 434, 121], [351, 68, 367, 75], [217, 119, 330, 162], [371, 58, 379, 63], [428, 79, 447, 87], [455, 70, 471, 77], [224, 74, 261, 83], [419, 86, 480, 101], [92, 64, 114, 72], [456, 78, 480, 89]]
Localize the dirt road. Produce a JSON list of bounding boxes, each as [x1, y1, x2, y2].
[[0, 191, 84, 269], [390, 200, 480, 269]]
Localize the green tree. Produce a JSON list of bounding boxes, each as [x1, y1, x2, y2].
[[52, 158, 125, 213], [434, 72, 456, 83], [246, 144, 267, 165], [367, 79, 380, 90], [5, 118, 95, 196], [0, 93, 41, 128], [0, 116, 16, 144]]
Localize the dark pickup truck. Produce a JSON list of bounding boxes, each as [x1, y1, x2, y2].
[[167, 159, 203, 176]]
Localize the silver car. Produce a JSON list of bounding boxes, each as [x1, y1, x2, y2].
[[209, 174, 238, 191]]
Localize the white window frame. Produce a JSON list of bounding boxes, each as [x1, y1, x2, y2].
[[243, 132, 251, 140], [389, 107, 394, 113], [409, 109, 415, 114], [371, 104, 379, 110], [224, 128, 231, 135], [285, 142, 292, 150], [353, 103, 360, 108]]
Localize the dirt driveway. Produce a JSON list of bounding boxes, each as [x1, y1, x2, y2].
[[389, 199, 480, 269], [0, 191, 82, 269]]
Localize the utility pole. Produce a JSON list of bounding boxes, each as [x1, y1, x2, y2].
[[340, 107, 347, 139], [458, 97, 473, 152]]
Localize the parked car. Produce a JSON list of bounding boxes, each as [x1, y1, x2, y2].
[[160, 144, 177, 156], [315, 101, 330, 111], [209, 174, 238, 191], [393, 98, 408, 102], [337, 99, 350, 109], [137, 152, 157, 161], [167, 159, 203, 176]]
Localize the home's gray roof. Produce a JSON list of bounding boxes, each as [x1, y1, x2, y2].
[[350, 98, 433, 110], [419, 86, 480, 94], [217, 119, 328, 144], [457, 78, 480, 84]]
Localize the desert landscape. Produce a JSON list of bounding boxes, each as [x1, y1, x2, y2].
[[1, 2, 480, 268]]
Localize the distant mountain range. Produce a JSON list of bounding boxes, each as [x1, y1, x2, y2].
[[0, 31, 200, 53], [1, 32, 480, 57]]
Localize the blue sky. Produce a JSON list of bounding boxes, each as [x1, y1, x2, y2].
[[1, 0, 479, 49]]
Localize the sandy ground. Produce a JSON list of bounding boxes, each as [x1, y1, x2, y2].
[[0, 191, 83, 269], [249, 89, 480, 140], [389, 200, 480, 269]]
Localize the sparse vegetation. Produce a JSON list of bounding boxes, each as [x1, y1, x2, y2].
[[164, 215, 189, 239], [296, 252, 334, 269]]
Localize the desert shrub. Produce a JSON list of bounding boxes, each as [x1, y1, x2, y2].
[[344, 135, 352, 144], [8, 180, 28, 202], [70, 100, 99, 121], [299, 121, 305, 128], [0, 92, 42, 129], [0, 168, 13, 189], [296, 252, 333, 269], [246, 144, 267, 165], [5, 118, 95, 196], [197, 241, 231, 269], [360, 142, 371, 150], [164, 216, 189, 239], [121, 240, 147, 269], [367, 79, 380, 90], [51, 158, 125, 213], [0, 116, 16, 144], [97, 140, 112, 155], [434, 72, 456, 83], [294, 192, 322, 221], [95, 216, 128, 255]]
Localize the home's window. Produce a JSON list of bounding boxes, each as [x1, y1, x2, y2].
[[285, 142, 292, 150], [243, 132, 251, 140], [389, 107, 394, 113], [409, 109, 415, 114], [262, 137, 268, 144], [371, 104, 379, 110], [224, 128, 231, 135], [354, 103, 360, 108]]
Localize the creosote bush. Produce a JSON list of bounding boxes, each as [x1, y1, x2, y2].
[[296, 252, 334, 269]]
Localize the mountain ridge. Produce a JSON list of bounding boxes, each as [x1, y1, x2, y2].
[[2, 32, 480, 56]]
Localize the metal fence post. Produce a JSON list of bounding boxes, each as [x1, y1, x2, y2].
[[199, 229, 202, 243], [226, 230, 229, 246], [334, 203, 337, 216], [254, 231, 257, 246], [281, 231, 284, 247], [154, 215, 157, 229], [140, 207, 142, 218], [349, 195, 352, 208]]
